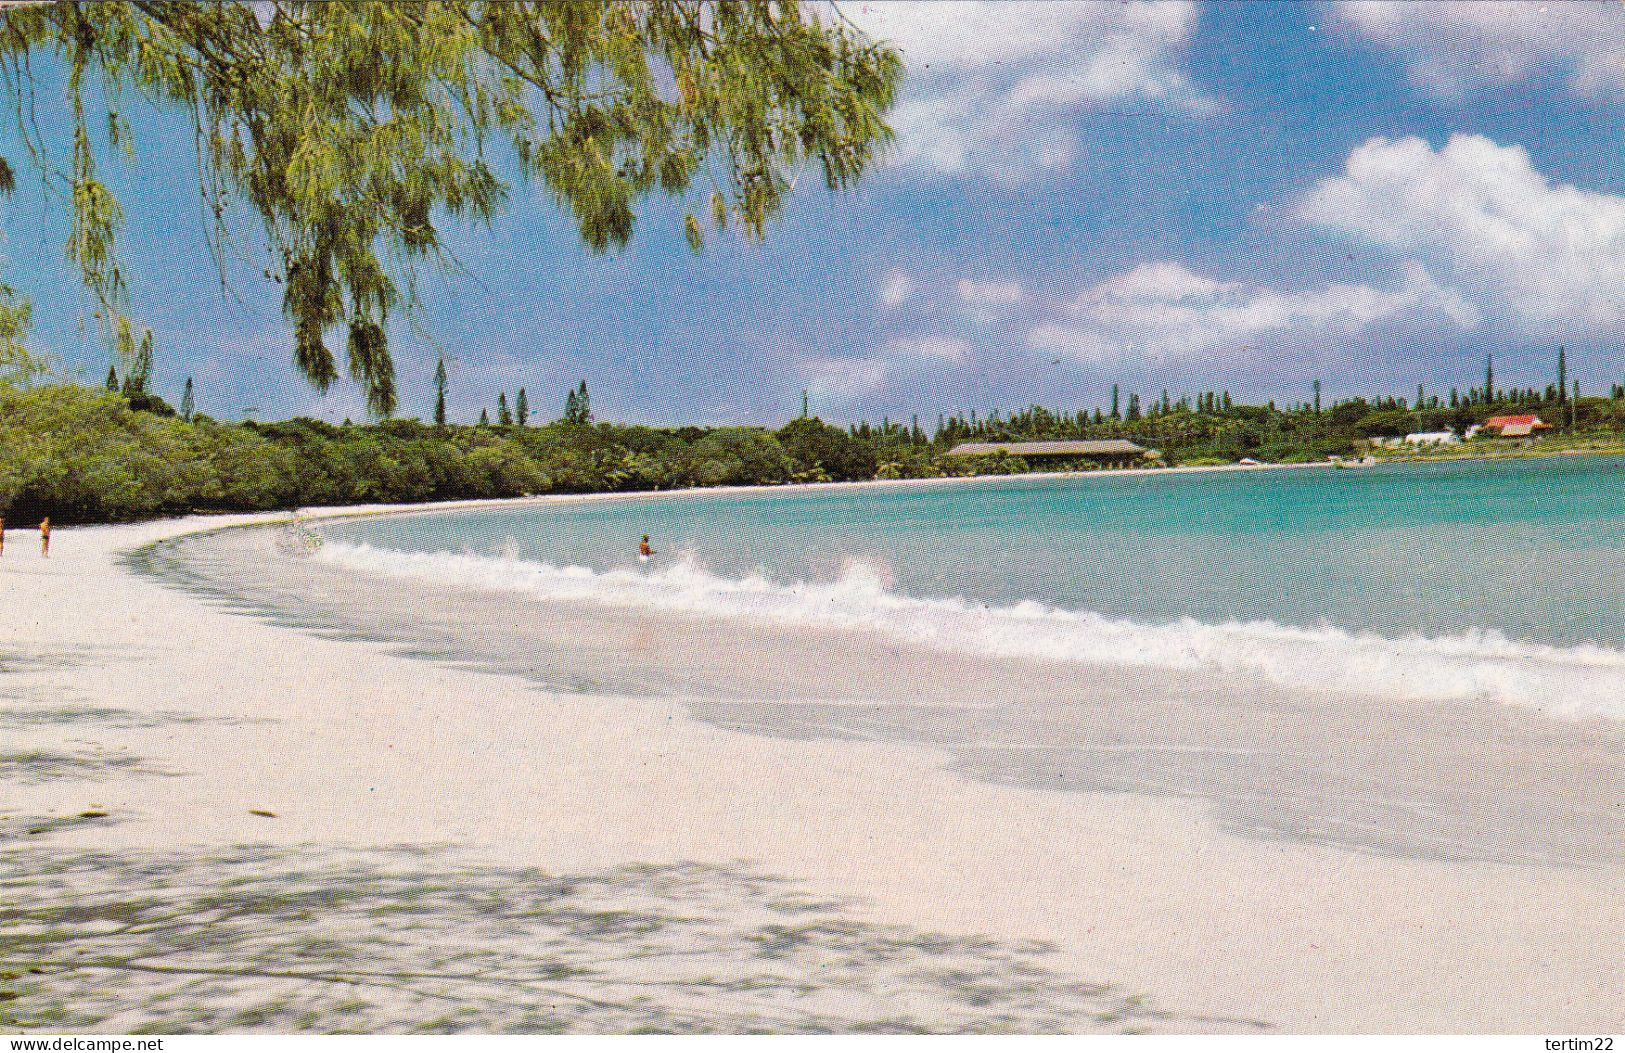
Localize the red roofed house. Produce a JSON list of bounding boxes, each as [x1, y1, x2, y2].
[[1476, 414, 1553, 439]]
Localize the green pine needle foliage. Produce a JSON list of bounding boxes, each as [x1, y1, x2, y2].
[[0, 2, 902, 417]]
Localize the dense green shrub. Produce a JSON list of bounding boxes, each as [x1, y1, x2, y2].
[[8, 378, 1625, 525], [0, 387, 856, 522], [775, 417, 876, 481]]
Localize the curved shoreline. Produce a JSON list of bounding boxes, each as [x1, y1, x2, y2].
[[23, 436, 1625, 536], [277, 456, 1335, 523], [2, 498, 1622, 1033], [163, 519, 1625, 870], [42, 445, 1625, 536], [20, 456, 1344, 536]]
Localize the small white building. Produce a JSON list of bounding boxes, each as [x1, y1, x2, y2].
[[1403, 430, 1460, 446]]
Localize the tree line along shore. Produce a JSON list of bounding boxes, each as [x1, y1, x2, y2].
[[6, 375, 1625, 526]]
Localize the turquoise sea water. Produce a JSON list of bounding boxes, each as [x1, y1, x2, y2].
[[322, 457, 1625, 647], [302, 455, 1625, 723], [153, 456, 1625, 865]]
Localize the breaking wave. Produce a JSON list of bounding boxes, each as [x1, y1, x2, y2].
[[316, 541, 1625, 722]]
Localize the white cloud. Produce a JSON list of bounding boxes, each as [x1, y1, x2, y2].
[[852, 135, 1625, 376], [842, 1, 1212, 180], [1086, 260, 1227, 303], [797, 355, 891, 401], [846, 1, 1120, 71], [1327, 1, 1625, 99], [1026, 260, 1473, 362], [885, 334, 971, 360], [1299, 134, 1625, 328], [878, 269, 915, 307]]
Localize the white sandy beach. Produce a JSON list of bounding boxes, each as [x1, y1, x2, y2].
[[3, 501, 1621, 1033]]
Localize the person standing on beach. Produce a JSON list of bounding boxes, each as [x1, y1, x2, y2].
[[39, 516, 50, 558]]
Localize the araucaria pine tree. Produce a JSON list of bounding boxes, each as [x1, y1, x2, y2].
[[105, 365, 118, 392], [563, 387, 579, 424], [516, 388, 528, 427], [479, 408, 489, 427], [575, 381, 592, 425], [121, 331, 153, 395], [180, 377, 194, 421], [1557, 345, 1567, 406], [433, 358, 448, 426], [498, 392, 512, 426]]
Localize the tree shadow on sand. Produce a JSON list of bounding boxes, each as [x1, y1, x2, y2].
[[0, 705, 256, 729], [0, 845, 1270, 1034], [0, 750, 161, 784]]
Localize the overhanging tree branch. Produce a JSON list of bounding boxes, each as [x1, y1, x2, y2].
[[0, 1, 901, 416]]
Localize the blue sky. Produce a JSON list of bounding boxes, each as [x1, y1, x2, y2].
[[4, 0, 1625, 426]]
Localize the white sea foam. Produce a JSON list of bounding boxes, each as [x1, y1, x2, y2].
[[316, 541, 1625, 722]]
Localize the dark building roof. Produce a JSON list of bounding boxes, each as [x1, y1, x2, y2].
[[945, 439, 1150, 458]]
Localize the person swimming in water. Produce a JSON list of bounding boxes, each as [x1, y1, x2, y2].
[[639, 534, 656, 561]]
